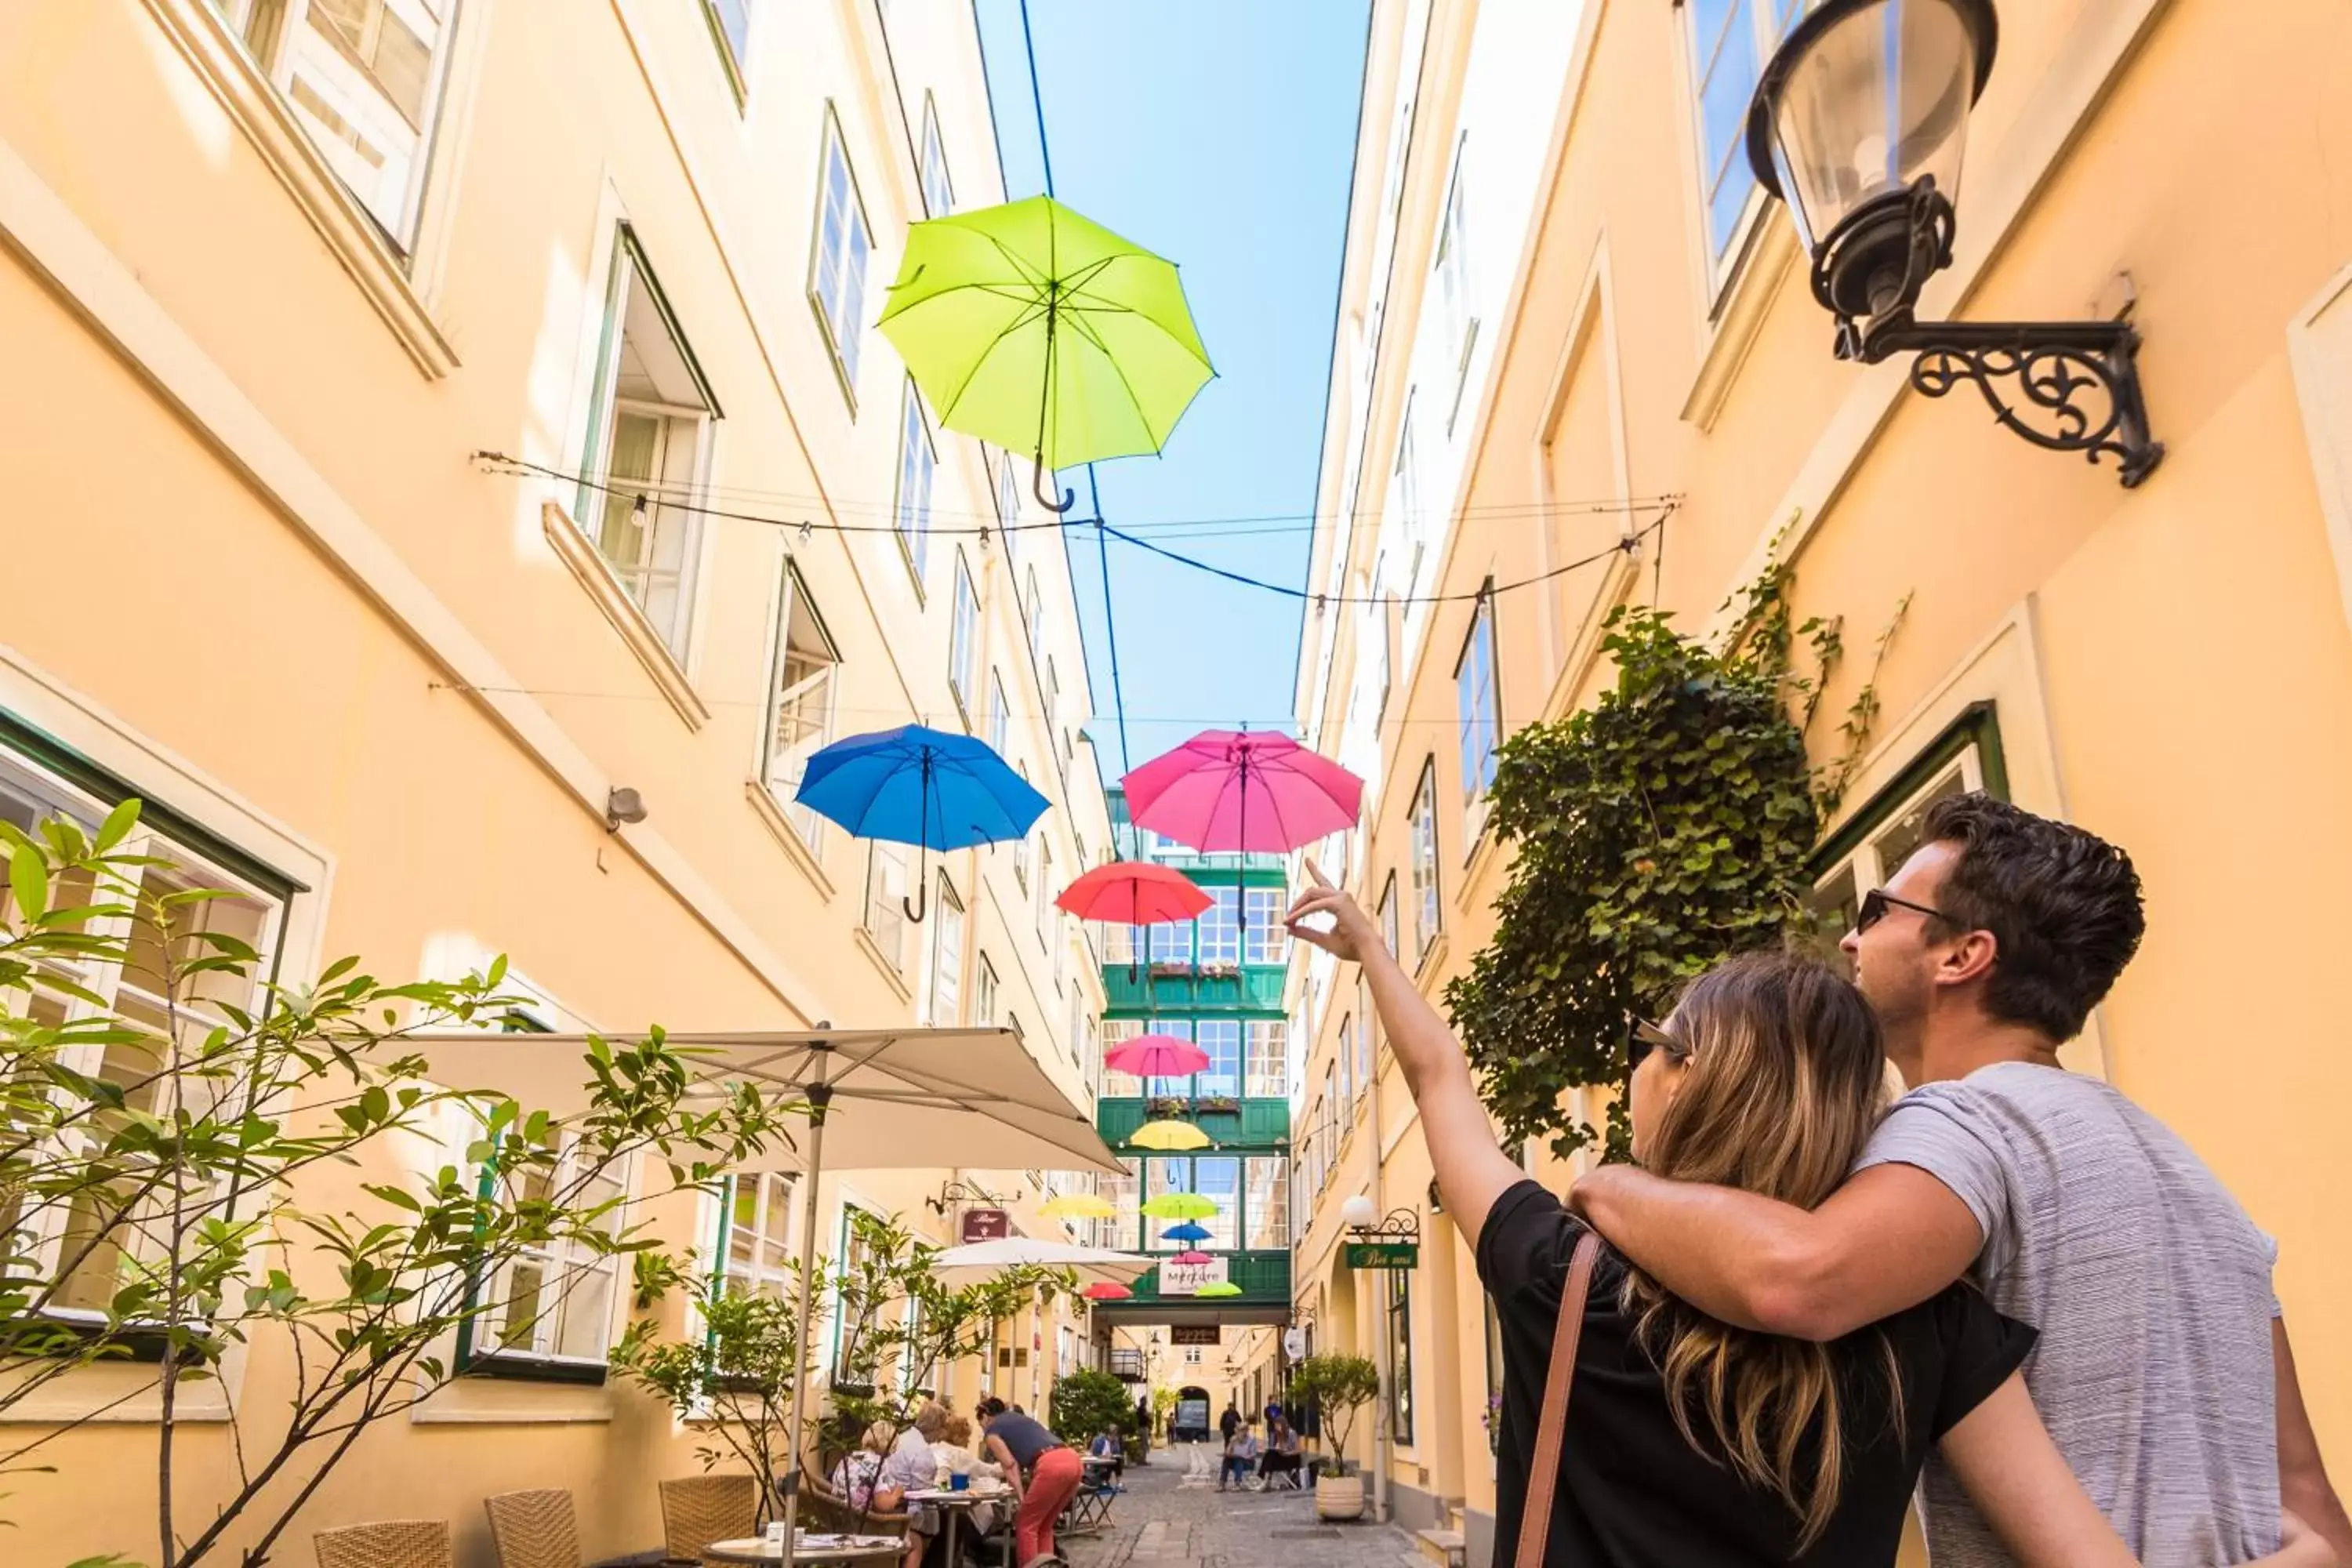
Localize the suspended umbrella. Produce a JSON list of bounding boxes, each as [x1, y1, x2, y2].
[[1171, 1249, 1213, 1265], [1121, 731, 1364, 941], [1057, 861, 1213, 981], [1131, 1119, 1210, 1152], [1041, 1193, 1118, 1221], [1105, 1034, 1210, 1080], [1161, 1221, 1214, 1244], [1082, 1281, 1134, 1301], [796, 724, 1047, 922], [878, 195, 1215, 513], [1139, 1192, 1218, 1219], [1193, 1282, 1243, 1298], [927, 1236, 1149, 1286]]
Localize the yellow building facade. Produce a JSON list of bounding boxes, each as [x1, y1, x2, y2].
[[0, 0, 1119, 1560], [1289, 1, 2352, 1563]]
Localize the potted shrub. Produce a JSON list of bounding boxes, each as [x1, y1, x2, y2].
[[1292, 1353, 1379, 1521]]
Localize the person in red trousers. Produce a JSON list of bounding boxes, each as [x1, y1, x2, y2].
[[978, 1397, 1080, 1568]]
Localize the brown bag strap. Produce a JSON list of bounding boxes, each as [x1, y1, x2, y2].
[[1514, 1230, 1600, 1568]]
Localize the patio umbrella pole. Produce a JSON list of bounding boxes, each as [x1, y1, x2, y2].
[[782, 1059, 835, 1546]]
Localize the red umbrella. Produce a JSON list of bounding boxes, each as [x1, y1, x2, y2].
[[1081, 1281, 1133, 1301], [1104, 1033, 1210, 1079], [1121, 730, 1363, 937], [1056, 860, 1213, 982]]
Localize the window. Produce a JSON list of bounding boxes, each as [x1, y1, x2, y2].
[[1148, 920, 1192, 967], [1012, 764, 1032, 889], [1044, 657, 1061, 725], [1457, 587, 1501, 824], [761, 563, 840, 847], [927, 874, 964, 1025], [1409, 760, 1440, 964], [988, 673, 1011, 756], [207, 0, 457, 245], [918, 94, 954, 218], [1197, 887, 1241, 967], [477, 1139, 628, 1371], [0, 743, 288, 1322], [1370, 565, 1395, 720], [949, 554, 980, 717], [864, 842, 910, 973], [832, 1203, 875, 1378], [1195, 1157, 1240, 1250], [1388, 1269, 1415, 1444], [996, 452, 1024, 533], [1246, 1156, 1289, 1248], [1035, 840, 1054, 945], [1801, 720, 1996, 970], [1434, 141, 1479, 425], [716, 1172, 797, 1298], [1185, 1346, 1203, 1366], [1376, 873, 1400, 965], [1392, 398, 1426, 591], [1024, 565, 1044, 664], [1244, 1022, 1286, 1098], [702, 0, 753, 96], [1682, 0, 1806, 269], [1357, 973, 1376, 1096], [975, 953, 998, 1027], [1143, 1157, 1194, 1254], [1102, 1018, 1145, 1098], [1102, 1158, 1141, 1253], [810, 106, 873, 395], [895, 379, 936, 584], [1194, 1020, 1241, 1098], [1243, 888, 1287, 964], [579, 227, 716, 655]]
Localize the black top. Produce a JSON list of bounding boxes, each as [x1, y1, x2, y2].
[[1220, 1406, 1241, 1439], [985, 1411, 1063, 1472], [1476, 1180, 2034, 1568]]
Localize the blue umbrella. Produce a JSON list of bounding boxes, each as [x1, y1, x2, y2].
[[1162, 1221, 1213, 1244], [797, 724, 1051, 921]]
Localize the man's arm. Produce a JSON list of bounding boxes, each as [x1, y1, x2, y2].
[[1570, 1160, 1982, 1341], [2277, 1318, 2352, 1563]]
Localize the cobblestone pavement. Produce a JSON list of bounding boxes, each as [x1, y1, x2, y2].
[[1061, 1445, 1426, 1568]]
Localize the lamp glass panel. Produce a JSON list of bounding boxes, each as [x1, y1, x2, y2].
[[1766, 0, 1980, 249]]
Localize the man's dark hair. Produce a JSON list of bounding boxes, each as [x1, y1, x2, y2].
[[1919, 793, 2145, 1040]]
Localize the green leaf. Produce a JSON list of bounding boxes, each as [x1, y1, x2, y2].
[[10, 844, 48, 924], [93, 797, 142, 853]]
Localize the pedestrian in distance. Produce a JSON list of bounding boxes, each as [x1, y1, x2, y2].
[[1219, 1401, 1241, 1444], [1570, 795, 2352, 1565], [1285, 862, 2335, 1568]]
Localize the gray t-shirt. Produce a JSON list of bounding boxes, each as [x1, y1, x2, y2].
[[1856, 1061, 2280, 1566]]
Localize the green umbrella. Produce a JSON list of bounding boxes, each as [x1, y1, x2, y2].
[[1192, 1282, 1242, 1298], [878, 195, 1214, 512], [1139, 1191, 1218, 1220]]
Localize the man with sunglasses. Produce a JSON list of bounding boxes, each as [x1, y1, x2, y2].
[[1573, 793, 2349, 1566]]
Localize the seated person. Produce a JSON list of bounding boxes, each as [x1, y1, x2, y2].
[[1218, 1417, 1262, 1493], [1086, 1428, 1123, 1479], [1258, 1418, 1303, 1486]]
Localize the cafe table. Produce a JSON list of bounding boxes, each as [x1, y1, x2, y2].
[[900, 1484, 1010, 1568], [701, 1535, 906, 1566]]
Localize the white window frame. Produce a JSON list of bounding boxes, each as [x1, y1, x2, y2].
[[1035, 838, 1054, 946], [1409, 759, 1441, 966], [1679, 0, 1806, 292], [949, 552, 981, 721], [1456, 587, 1502, 842], [1433, 138, 1479, 430], [1024, 565, 1044, 666], [1011, 764, 1033, 891], [917, 92, 955, 218], [474, 1140, 630, 1373], [975, 952, 999, 1028], [808, 103, 873, 405], [996, 452, 1025, 535], [863, 842, 911, 975], [577, 227, 716, 659], [988, 673, 1011, 757], [1243, 887, 1287, 964], [894, 378, 936, 590], [702, 0, 754, 101], [208, 0, 461, 249], [760, 561, 840, 850], [713, 1171, 797, 1300], [926, 873, 965, 1026], [1392, 397, 1426, 593]]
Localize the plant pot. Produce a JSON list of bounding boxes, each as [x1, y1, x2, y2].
[[1315, 1469, 1364, 1521]]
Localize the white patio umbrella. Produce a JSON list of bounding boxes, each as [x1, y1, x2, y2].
[[927, 1236, 1152, 1285], [393, 1025, 1121, 1546]]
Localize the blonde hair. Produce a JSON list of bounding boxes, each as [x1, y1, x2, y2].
[[1618, 950, 1903, 1549], [860, 1421, 895, 1454], [914, 1402, 949, 1440], [943, 1415, 974, 1447]]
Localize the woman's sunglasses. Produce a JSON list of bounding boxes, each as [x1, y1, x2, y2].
[[1627, 1018, 1689, 1075]]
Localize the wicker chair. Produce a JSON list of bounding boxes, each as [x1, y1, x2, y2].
[[485, 1489, 583, 1568], [313, 1519, 454, 1568], [658, 1474, 757, 1568], [797, 1473, 910, 1541]]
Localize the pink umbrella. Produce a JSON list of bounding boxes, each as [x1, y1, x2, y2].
[[1171, 1249, 1213, 1265], [1104, 1033, 1210, 1079], [1122, 731, 1363, 855]]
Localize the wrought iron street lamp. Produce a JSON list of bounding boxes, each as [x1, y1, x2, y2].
[[1746, 0, 2163, 486]]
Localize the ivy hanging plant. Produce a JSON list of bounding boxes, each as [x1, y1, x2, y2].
[[1443, 541, 1905, 1160]]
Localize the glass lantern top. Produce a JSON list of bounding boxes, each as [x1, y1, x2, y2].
[[1746, 0, 1999, 251]]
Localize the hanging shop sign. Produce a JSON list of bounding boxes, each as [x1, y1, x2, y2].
[[1156, 1256, 1230, 1294], [1170, 1325, 1221, 1347], [1343, 1241, 1419, 1270], [960, 1207, 1011, 1243]]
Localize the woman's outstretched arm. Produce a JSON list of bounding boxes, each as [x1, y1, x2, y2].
[[1941, 1372, 2334, 1568], [1286, 862, 1526, 1248]]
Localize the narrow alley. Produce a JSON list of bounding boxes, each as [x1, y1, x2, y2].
[[1065, 1447, 1427, 1568]]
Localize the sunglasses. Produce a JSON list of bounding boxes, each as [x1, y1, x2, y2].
[[1855, 887, 1955, 933], [1627, 1018, 1689, 1075]]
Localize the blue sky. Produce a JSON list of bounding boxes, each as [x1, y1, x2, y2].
[[974, 0, 1370, 781]]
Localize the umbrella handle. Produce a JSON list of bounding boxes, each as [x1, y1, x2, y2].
[[902, 879, 927, 924], [1033, 453, 1076, 514]]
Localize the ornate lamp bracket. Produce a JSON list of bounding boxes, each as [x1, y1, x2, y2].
[[1345, 1208, 1424, 1245], [1819, 180, 2165, 488]]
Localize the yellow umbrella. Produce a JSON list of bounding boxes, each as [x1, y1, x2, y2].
[[1130, 1119, 1211, 1152], [1041, 1193, 1118, 1221]]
